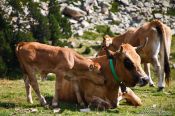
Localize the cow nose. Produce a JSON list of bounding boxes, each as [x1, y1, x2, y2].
[[139, 76, 149, 87]]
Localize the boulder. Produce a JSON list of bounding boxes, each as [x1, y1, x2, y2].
[[62, 6, 87, 20], [119, 0, 129, 6], [154, 13, 163, 19], [100, 2, 111, 14], [81, 20, 90, 28]]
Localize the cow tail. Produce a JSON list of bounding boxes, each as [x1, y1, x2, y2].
[[151, 20, 170, 86]]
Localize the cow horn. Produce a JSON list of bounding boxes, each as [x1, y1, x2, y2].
[[135, 37, 148, 51], [119, 46, 123, 53]]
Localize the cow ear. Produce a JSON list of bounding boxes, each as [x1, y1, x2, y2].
[[103, 35, 112, 47]]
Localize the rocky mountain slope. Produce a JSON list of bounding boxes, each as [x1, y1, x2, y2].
[[60, 0, 175, 35]]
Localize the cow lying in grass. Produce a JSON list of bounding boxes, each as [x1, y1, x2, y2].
[[98, 20, 172, 91], [57, 78, 142, 109], [16, 42, 104, 107], [57, 43, 148, 109]]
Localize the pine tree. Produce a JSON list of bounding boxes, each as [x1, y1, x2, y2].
[[48, 0, 72, 41], [28, 0, 50, 43], [49, 14, 61, 45]]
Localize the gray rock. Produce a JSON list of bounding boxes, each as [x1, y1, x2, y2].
[[60, 3, 68, 12], [154, 13, 163, 19], [144, 2, 151, 7], [81, 20, 90, 27], [162, 1, 170, 7], [100, 2, 111, 14], [69, 19, 78, 24], [126, 7, 137, 12], [68, 40, 80, 48], [120, 0, 129, 6], [172, 29, 175, 35], [77, 30, 84, 36], [73, 1, 81, 6], [173, 64, 175, 69], [137, 1, 144, 8], [62, 6, 87, 20], [108, 12, 121, 22]]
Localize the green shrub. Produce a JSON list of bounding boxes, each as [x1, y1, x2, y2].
[[0, 57, 7, 76], [46, 73, 56, 81], [95, 25, 114, 36], [167, 8, 175, 16], [110, 2, 119, 13], [81, 31, 100, 40]]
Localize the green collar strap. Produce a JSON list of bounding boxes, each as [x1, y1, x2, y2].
[[109, 59, 119, 82]]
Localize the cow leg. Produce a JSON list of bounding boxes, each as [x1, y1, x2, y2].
[[72, 80, 85, 107], [84, 95, 112, 109], [41, 72, 47, 81], [52, 72, 64, 107], [144, 63, 154, 87], [158, 41, 165, 90], [27, 72, 47, 106], [24, 74, 33, 104], [152, 56, 164, 90], [91, 96, 112, 110]]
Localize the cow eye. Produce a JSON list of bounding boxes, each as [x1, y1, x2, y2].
[[124, 58, 134, 70]]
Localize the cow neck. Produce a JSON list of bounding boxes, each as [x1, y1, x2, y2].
[[109, 58, 127, 93], [105, 47, 127, 93]]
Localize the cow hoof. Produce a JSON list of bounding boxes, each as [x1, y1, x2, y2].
[[157, 87, 164, 92], [80, 102, 85, 107], [44, 104, 50, 109], [149, 84, 155, 87], [40, 96, 47, 106], [52, 102, 59, 108], [27, 99, 33, 104]]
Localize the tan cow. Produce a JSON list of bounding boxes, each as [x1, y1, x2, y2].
[[16, 42, 104, 107], [57, 78, 142, 108], [56, 43, 149, 109], [98, 20, 172, 91], [16, 42, 148, 109]]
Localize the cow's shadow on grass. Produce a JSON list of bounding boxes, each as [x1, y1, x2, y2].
[[0, 96, 119, 113], [44, 96, 119, 113], [0, 102, 16, 108]]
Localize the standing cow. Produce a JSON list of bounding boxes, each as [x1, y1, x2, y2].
[[16, 42, 104, 107], [98, 20, 172, 91]]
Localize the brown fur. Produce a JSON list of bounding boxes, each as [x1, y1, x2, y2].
[[57, 78, 142, 108], [98, 20, 172, 88], [16, 42, 148, 108], [16, 42, 104, 106]]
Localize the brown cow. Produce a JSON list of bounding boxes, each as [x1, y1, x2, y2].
[[16, 42, 148, 109], [55, 43, 149, 108], [98, 20, 172, 91], [57, 78, 142, 108], [16, 42, 104, 107]]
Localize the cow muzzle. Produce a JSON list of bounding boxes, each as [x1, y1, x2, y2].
[[138, 76, 149, 87]]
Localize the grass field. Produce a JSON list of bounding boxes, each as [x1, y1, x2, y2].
[[0, 36, 175, 115], [0, 79, 175, 116]]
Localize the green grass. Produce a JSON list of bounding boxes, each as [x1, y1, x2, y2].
[[0, 78, 175, 115]]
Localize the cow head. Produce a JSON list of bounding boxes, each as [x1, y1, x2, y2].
[[109, 44, 149, 87]]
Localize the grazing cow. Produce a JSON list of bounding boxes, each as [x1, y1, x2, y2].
[[56, 43, 149, 109], [98, 20, 172, 91], [16, 42, 104, 107]]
